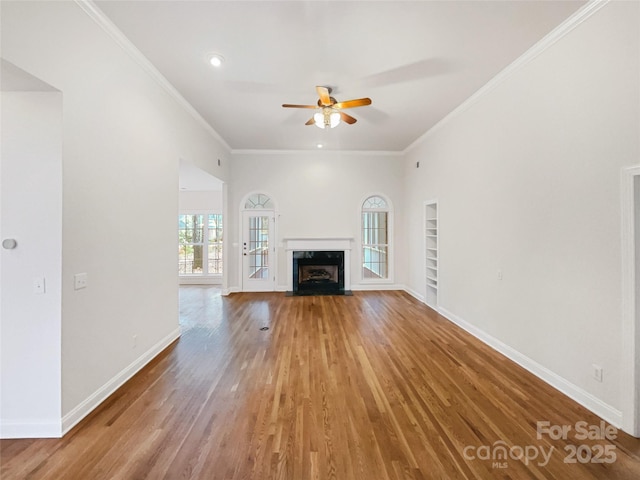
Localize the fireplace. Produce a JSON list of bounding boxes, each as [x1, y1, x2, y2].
[[284, 237, 353, 295], [293, 251, 345, 295]]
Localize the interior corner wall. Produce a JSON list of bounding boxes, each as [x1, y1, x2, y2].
[[1, 0, 229, 434], [403, 0, 639, 424], [1, 91, 63, 438], [229, 152, 406, 291]]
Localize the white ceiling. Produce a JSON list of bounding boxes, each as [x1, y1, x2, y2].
[[95, 0, 586, 152]]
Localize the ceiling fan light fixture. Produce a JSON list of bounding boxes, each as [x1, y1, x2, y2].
[[313, 109, 341, 129], [329, 111, 340, 128], [283, 86, 370, 129], [208, 53, 224, 67]]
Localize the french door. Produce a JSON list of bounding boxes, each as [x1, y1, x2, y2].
[[242, 210, 275, 291]]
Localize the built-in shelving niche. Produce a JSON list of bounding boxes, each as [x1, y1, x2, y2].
[[425, 201, 438, 309]]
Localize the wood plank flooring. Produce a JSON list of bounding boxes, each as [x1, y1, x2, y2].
[[1, 287, 639, 479]]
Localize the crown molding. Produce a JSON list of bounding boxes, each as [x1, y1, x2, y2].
[[404, 0, 610, 155], [231, 148, 403, 157], [74, 0, 231, 153]]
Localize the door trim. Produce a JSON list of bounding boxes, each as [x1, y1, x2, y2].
[[238, 191, 278, 292], [621, 165, 640, 437]]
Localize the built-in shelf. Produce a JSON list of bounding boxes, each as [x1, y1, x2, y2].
[[425, 201, 438, 308]]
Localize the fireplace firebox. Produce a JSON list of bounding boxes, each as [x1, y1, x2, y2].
[[292, 250, 346, 295]]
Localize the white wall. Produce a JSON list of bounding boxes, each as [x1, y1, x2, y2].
[[1, 0, 229, 435], [403, 1, 639, 425], [1, 91, 63, 438], [179, 190, 223, 213], [229, 151, 406, 291]]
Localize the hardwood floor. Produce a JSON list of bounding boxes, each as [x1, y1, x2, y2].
[[2, 287, 639, 479]]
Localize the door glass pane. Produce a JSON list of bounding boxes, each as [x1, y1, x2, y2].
[[249, 216, 269, 279]]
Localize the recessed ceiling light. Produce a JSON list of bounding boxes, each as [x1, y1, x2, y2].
[[316, 143, 323, 149], [208, 54, 224, 67]]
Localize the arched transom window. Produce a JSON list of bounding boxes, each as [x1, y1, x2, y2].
[[244, 193, 274, 210], [362, 195, 390, 280]]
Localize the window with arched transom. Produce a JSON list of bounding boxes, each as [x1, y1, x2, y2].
[[361, 195, 391, 280]]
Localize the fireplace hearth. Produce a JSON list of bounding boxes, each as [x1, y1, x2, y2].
[[291, 250, 350, 296]]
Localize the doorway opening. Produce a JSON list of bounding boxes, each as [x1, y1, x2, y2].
[[178, 160, 225, 287]]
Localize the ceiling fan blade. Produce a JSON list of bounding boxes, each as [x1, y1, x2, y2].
[[339, 112, 357, 124], [316, 86, 332, 106], [282, 103, 317, 109], [362, 58, 454, 88], [333, 98, 372, 109], [305, 117, 316, 126]]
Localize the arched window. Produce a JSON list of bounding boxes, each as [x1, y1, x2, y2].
[[244, 193, 274, 209], [362, 195, 390, 280]]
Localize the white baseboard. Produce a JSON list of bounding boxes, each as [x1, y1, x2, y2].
[[61, 327, 181, 435], [0, 419, 62, 439], [351, 283, 405, 291], [222, 286, 240, 296], [437, 306, 623, 428], [179, 276, 222, 285], [403, 285, 426, 303]]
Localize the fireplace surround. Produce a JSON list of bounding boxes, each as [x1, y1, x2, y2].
[[284, 238, 353, 295]]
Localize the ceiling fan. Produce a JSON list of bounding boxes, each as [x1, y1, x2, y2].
[[282, 86, 372, 129]]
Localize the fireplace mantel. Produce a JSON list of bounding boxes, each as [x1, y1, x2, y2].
[[284, 237, 353, 252], [284, 237, 353, 292]]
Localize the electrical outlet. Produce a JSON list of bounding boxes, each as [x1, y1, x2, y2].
[[132, 335, 137, 348], [34, 277, 46, 294], [593, 364, 603, 382], [497, 269, 503, 280], [74, 273, 88, 290]]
